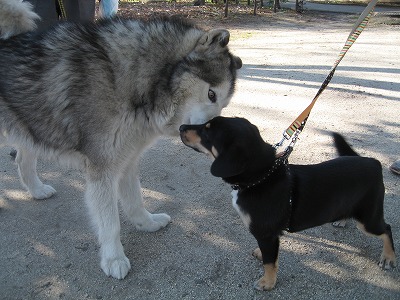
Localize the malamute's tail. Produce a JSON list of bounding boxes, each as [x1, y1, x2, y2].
[[332, 132, 359, 157], [0, 0, 39, 39]]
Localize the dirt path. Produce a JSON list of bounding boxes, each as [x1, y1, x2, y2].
[[0, 7, 399, 300]]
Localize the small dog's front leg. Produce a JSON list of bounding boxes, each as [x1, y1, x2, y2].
[[253, 236, 280, 291], [255, 263, 278, 291]]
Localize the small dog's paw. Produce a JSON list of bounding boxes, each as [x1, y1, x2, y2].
[[135, 213, 171, 232], [253, 276, 276, 291], [379, 256, 397, 270], [252, 248, 263, 261], [101, 256, 131, 279], [30, 184, 56, 199], [332, 219, 347, 228]]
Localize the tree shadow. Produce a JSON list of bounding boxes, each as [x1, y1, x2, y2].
[[240, 64, 400, 102]]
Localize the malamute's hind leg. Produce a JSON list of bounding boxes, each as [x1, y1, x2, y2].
[[15, 147, 56, 199], [118, 161, 171, 232], [85, 170, 131, 279]]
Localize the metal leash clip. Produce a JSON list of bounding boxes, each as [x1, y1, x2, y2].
[[273, 133, 288, 150], [288, 129, 301, 148]]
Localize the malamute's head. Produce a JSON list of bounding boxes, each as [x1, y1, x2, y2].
[[165, 28, 242, 135]]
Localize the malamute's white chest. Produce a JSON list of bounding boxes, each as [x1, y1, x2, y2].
[[231, 190, 251, 230]]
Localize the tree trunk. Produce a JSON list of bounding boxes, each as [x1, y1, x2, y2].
[[273, 0, 280, 12], [295, 0, 304, 13], [193, 0, 205, 6]]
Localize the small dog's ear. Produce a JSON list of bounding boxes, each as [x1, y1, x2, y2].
[[210, 150, 246, 178]]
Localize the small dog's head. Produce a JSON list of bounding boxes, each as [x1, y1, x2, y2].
[[179, 117, 276, 180]]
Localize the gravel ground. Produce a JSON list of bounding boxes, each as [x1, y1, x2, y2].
[[0, 6, 399, 300]]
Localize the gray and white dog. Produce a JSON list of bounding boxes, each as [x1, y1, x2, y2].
[[0, 0, 242, 279]]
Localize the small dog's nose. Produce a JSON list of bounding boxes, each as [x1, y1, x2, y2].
[[179, 125, 187, 132]]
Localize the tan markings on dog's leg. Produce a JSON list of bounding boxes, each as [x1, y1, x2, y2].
[[356, 222, 373, 237], [252, 247, 263, 261], [211, 146, 219, 158], [379, 233, 397, 269], [255, 261, 278, 291], [357, 222, 397, 268]]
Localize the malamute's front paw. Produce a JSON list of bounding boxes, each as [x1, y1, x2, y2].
[[134, 213, 171, 232], [30, 184, 56, 199], [101, 255, 131, 279]]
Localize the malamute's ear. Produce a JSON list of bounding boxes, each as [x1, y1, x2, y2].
[[193, 29, 230, 55], [199, 29, 230, 48], [190, 29, 242, 70]]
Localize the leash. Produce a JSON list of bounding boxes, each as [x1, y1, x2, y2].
[[274, 0, 379, 154], [231, 146, 293, 191], [57, 0, 67, 20]]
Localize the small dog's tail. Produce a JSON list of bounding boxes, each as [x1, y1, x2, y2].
[[332, 132, 359, 157], [0, 0, 40, 39]]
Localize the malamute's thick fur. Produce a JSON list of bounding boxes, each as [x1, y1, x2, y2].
[[0, 0, 242, 279]]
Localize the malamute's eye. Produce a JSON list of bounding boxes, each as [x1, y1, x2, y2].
[[208, 89, 216, 103]]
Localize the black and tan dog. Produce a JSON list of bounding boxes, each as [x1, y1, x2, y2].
[[179, 116, 396, 291]]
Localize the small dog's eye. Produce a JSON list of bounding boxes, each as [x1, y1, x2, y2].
[[208, 89, 216, 103]]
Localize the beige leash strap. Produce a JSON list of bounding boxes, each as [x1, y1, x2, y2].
[[276, 0, 379, 149]]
